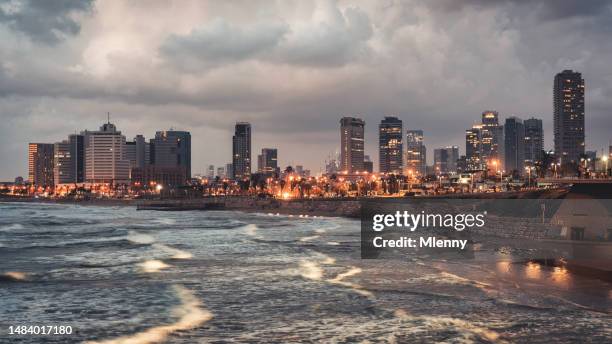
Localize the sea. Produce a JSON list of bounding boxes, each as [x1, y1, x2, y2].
[[0, 202, 610, 343]]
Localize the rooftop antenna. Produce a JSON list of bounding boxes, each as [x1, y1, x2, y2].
[[107, 112, 111, 124]]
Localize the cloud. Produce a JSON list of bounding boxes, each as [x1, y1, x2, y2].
[[160, 2, 373, 69], [160, 18, 289, 70], [0, 0, 94, 44]]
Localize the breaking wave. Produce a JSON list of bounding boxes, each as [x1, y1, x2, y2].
[[86, 285, 213, 344]]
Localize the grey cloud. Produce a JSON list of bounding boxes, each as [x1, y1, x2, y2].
[[0, 0, 94, 44], [160, 5, 373, 69], [428, 0, 612, 20], [160, 18, 289, 70]]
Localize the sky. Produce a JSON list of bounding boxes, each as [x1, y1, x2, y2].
[[1, 0, 611, 180]]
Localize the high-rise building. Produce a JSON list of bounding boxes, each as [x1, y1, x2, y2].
[[82, 122, 130, 183], [379, 116, 403, 174], [151, 130, 191, 179], [434, 146, 459, 174], [406, 130, 426, 175], [504, 117, 525, 174], [524, 117, 544, 166], [28, 143, 54, 187], [257, 148, 278, 175], [232, 122, 251, 179], [53, 141, 72, 185], [554, 70, 585, 163], [340, 117, 365, 173], [363, 155, 374, 174], [216, 166, 225, 179], [480, 110, 504, 168], [225, 163, 234, 180], [465, 126, 483, 171], [69, 134, 85, 183], [207, 165, 215, 179]]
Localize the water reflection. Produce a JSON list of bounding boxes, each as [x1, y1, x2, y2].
[[550, 266, 572, 288], [525, 261, 542, 279]]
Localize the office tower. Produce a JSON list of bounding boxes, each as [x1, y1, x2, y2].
[[232, 122, 251, 179], [82, 121, 130, 183], [53, 141, 72, 185], [524, 117, 544, 166], [225, 163, 234, 179], [465, 126, 483, 171], [257, 148, 278, 175], [340, 117, 365, 173], [504, 117, 525, 174], [295, 165, 304, 176], [554, 70, 585, 163], [379, 116, 403, 174], [363, 155, 374, 173], [434, 146, 459, 173], [207, 165, 215, 179], [68, 134, 85, 183], [28, 143, 54, 187], [151, 130, 191, 179], [216, 166, 225, 178], [134, 135, 149, 168], [125, 141, 137, 170], [480, 110, 503, 167], [406, 130, 426, 175]]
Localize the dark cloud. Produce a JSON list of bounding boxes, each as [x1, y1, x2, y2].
[[160, 18, 289, 70], [0, 0, 94, 44], [160, 5, 373, 69], [428, 0, 612, 20]]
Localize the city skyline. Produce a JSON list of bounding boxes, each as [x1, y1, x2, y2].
[[2, 1, 612, 179]]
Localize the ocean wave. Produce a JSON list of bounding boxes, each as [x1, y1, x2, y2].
[[86, 285, 213, 344], [152, 243, 193, 260], [1, 271, 27, 282], [138, 260, 171, 273], [0, 223, 23, 231], [328, 267, 373, 298], [126, 232, 156, 245]]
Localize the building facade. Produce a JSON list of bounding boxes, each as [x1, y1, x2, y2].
[[480, 110, 504, 169], [28, 143, 54, 187], [524, 117, 544, 167], [434, 146, 459, 174], [83, 122, 130, 184], [378, 116, 403, 174], [232, 122, 251, 179], [504, 117, 525, 175], [257, 148, 278, 175], [151, 130, 191, 179], [340, 117, 365, 173], [554, 70, 585, 163], [405, 130, 426, 175], [53, 141, 72, 185]]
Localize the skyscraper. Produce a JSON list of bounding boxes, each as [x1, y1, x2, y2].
[[465, 126, 483, 171], [28, 143, 54, 187], [554, 70, 585, 163], [83, 122, 131, 184], [379, 116, 403, 174], [53, 141, 72, 185], [340, 117, 365, 173], [69, 134, 85, 183], [480, 110, 503, 168], [232, 122, 251, 179], [524, 117, 544, 166], [151, 130, 191, 179], [257, 148, 278, 175], [434, 146, 459, 173], [406, 130, 426, 175], [504, 117, 525, 174]]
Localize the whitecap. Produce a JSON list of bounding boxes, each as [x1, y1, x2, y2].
[[138, 260, 171, 273], [0, 223, 23, 232], [152, 243, 193, 260], [126, 231, 156, 244], [86, 285, 213, 344]]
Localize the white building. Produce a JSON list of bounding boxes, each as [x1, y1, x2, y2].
[[83, 121, 130, 184]]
